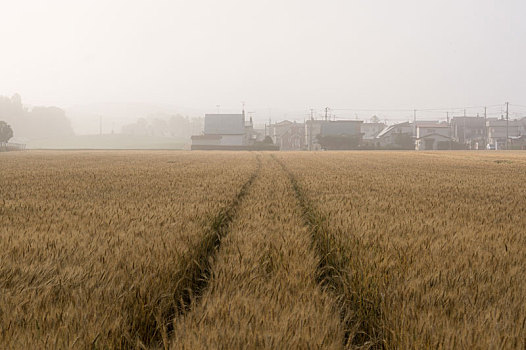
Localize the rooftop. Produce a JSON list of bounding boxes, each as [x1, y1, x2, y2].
[[376, 122, 411, 138], [417, 124, 449, 128], [204, 114, 245, 135]]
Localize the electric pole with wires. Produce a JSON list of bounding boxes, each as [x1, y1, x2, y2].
[[506, 102, 509, 150]]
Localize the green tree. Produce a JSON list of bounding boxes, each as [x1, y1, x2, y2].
[[0, 121, 13, 143]]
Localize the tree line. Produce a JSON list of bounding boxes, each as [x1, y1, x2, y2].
[[0, 94, 73, 141]]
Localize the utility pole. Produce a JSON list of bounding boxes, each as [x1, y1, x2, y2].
[[463, 109, 466, 147], [484, 107, 487, 150], [325, 107, 329, 121], [506, 102, 509, 150], [413, 109, 417, 138], [308, 109, 314, 151], [447, 112, 451, 150]]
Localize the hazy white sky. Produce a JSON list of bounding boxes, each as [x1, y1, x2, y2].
[[1, 0, 525, 115]]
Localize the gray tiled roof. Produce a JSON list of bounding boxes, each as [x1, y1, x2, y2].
[[204, 114, 245, 134]]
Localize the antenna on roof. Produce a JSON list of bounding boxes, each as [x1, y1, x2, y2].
[[241, 101, 246, 117]]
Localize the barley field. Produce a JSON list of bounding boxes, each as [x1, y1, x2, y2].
[[1, 151, 525, 349]]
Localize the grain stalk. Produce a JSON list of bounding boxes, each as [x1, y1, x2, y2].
[[272, 154, 386, 349]]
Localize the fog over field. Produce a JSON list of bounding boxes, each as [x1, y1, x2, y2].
[[1, 0, 526, 134]]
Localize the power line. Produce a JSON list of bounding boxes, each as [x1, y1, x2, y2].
[[331, 108, 413, 112], [331, 104, 505, 113], [417, 104, 503, 112]]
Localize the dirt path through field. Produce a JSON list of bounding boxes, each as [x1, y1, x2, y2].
[[171, 154, 344, 348]]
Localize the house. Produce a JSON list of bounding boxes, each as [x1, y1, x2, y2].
[[320, 120, 362, 137], [486, 118, 523, 150], [361, 122, 386, 140], [268, 120, 305, 150], [305, 120, 363, 150], [509, 135, 526, 150], [318, 120, 363, 150], [451, 117, 485, 149], [375, 122, 414, 149], [415, 123, 451, 150], [305, 120, 325, 150], [191, 113, 254, 150]]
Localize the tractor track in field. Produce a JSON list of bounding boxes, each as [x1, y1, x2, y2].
[[170, 153, 346, 348], [132, 154, 262, 348], [174, 154, 262, 311], [271, 154, 385, 349]]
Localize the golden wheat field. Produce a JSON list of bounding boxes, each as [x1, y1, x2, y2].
[[1, 150, 526, 349]]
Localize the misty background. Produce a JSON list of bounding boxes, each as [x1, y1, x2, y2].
[[1, 0, 525, 146]]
